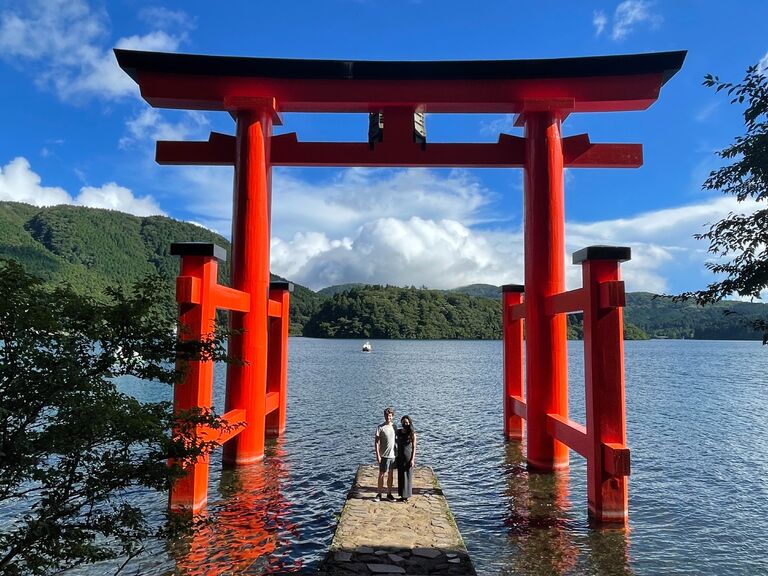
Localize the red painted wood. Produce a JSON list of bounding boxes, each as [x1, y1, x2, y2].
[[582, 258, 629, 525], [266, 286, 290, 437], [267, 298, 282, 318], [156, 131, 641, 169], [264, 392, 280, 416], [523, 112, 569, 472], [562, 134, 642, 167], [136, 70, 667, 113], [214, 284, 250, 313], [197, 409, 247, 445], [546, 413, 589, 458], [169, 254, 219, 513], [224, 108, 273, 466], [545, 288, 584, 315], [157, 132, 236, 165], [598, 280, 626, 309], [503, 290, 525, 440], [603, 443, 631, 477], [175, 276, 202, 304], [509, 396, 527, 419]]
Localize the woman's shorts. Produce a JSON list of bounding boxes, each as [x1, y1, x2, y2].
[[379, 457, 396, 473]]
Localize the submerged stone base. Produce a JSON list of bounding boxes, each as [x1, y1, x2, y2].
[[317, 465, 475, 575]]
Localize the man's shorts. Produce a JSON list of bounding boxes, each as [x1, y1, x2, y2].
[[379, 457, 396, 473]]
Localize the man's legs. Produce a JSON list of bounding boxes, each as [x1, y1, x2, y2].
[[377, 469, 385, 497], [387, 467, 395, 500]]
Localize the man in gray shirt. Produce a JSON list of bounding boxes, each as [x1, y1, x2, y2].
[[374, 407, 396, 502]]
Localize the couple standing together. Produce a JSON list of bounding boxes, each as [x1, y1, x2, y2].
[[373, 407, 417, 502]]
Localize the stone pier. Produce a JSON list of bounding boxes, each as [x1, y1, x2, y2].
[[317, 465, 475, 575]]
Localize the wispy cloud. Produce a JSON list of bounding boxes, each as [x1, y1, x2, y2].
[[695, 101, 721, 123], [593, 10, 608, 36], [0, 157, 164, 216], [119, 108, 210, 149], [479, 115, 515, 136], [593, 1, 662, 41], [0, 0, 190, 102], [758, 51, 768, 75]]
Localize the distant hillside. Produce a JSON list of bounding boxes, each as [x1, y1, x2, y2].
[[3, 202, 765, 342], [319, 281, 768, 341], [625, 292, 767, 340], [0, 202, 321, 335], [449, 284, 501, 299], [316, 283, 367, 297], [305, 285, 502, 339]]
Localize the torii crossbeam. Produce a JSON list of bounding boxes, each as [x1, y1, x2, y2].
[[116, 48, 685, 523]]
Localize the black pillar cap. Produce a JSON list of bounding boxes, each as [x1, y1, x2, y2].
[[572, 245, 631, 264], [501, 284, 525, 293], [270, 280, 294, 293], [170, 242, 227, 262]]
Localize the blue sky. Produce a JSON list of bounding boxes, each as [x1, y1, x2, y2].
[[0, 0, 766, 294]]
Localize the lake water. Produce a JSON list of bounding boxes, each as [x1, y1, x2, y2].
[[111, 339, 768, 575]]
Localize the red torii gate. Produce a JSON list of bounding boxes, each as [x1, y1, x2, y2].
[[116, 49, 684, 523]]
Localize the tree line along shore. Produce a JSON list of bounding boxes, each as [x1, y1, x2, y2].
[[2, 201, 766, 341]]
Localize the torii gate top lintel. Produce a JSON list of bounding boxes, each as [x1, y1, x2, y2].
[[115, 49, 686, 114]]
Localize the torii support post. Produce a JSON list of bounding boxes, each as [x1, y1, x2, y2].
[[266, 281, 293, 437], [224, 102, 276, 465], [502, 284, 525, 440], [576, 246, 632, 525], [523, 110, 569, 471], [169, 242, 250, 513]]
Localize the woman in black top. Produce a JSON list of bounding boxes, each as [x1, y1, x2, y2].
[[396, 415, 417, 502]]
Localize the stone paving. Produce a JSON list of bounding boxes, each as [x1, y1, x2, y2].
[[317, 465, 475, 575]]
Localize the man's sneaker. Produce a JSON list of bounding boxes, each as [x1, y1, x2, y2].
[[373, 493, 381, 502], [386, 493, 396, 501]]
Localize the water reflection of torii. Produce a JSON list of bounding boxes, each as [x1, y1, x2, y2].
[[115, 49, 685, 524]]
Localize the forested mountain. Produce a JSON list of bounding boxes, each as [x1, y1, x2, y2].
[[625, 292, 766, 340], [0, 202, 321, 334], [305, 285, 502, 339], [2, 201, 766, 341], [316, 283, 367, 297], [449, 284, 501, 299]]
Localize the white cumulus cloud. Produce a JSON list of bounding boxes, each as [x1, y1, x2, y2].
[[270, 217, 524, 290], [75, 182, 164, 216], [0, 0, 189, 102], [0, 156, 164, 216], [0, 157, 71, 206]]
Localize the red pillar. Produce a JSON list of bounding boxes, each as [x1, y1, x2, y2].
[[523, 111, 569, 471], [266, 281, 292, 437], [576, 245, 631, 524], [224, 107, 273, 465], [502, 284, 525, 440], [168, 243, 226, 513]]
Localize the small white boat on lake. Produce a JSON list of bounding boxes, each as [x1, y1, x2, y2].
[[362, 341, 372, 352]]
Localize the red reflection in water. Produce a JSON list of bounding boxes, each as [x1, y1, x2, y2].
[[503, 441, 578, 575], [503, 442, 632, 575], [169, 439, 303, 575]]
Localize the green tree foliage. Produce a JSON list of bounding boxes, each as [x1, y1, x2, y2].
[[680, 65, 768, 341], [0, 260, 230, 575], [306, 285, 503, 339], [626, 292, 765, 340]]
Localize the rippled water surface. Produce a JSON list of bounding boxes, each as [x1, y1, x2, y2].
[[111, 339, 768, 575]]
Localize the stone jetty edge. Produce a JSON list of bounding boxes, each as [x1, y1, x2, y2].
[[317, 464, 476, 575]]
